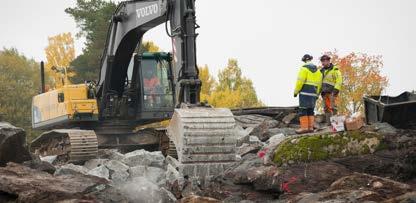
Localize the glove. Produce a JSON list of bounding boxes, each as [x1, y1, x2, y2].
[[333, 89, 339, 95]]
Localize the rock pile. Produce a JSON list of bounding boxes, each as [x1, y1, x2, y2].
[[52, 149, 178, 202], [1, 108, 415, 202]]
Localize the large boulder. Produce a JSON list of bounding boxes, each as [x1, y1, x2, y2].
[[0, 163, 108, 202], [0, 122, 32, 166], [273, 131, 384, 166]]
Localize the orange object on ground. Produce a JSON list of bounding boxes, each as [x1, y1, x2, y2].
[[323, 93, 339, 114]]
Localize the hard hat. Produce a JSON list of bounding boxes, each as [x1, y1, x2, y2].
[[302, 54, 313, 62], [320, 55, 331, 61]]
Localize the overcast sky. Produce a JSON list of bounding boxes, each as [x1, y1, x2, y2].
[[0, 0, 415, 106]]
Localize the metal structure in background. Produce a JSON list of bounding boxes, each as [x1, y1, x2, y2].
[[364, 91, 416, 129]]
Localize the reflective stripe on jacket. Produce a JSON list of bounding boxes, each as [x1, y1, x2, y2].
[[294, 63, 322, 97], [321, 64, 342, 91]]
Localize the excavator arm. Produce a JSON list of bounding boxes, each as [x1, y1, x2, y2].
[[97, 0, 201, 118]]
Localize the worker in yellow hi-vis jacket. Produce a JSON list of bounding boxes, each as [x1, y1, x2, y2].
[[320, 55, 342, 124], [294, 54, 322, 134]]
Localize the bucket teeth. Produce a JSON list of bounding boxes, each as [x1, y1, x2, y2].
[[167, 108, 238, 182]]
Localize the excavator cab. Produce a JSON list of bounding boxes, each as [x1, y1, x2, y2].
[[133, 52, 174, 121], [136, 53, 174, 111]]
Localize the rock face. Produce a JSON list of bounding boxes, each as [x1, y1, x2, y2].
[[273, 131, 383, 165], [0, 122, 32, 166], [284, 173, 413, 202], [0, 163, 109, 202]]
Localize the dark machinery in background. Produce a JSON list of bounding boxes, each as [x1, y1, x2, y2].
[[31, 0, 238, 180]]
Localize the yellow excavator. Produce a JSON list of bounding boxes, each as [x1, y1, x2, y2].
[[31, 0, 238, 181]]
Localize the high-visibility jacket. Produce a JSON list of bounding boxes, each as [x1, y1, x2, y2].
[[294, 63, 322, 97], [321, 64, 342, 92]]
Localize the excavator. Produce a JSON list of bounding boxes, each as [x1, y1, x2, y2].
[[31, 0, 238, 180]]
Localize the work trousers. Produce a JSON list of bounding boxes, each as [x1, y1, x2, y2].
[[322, 92, 339, 115], [298, 94, 317, 116]]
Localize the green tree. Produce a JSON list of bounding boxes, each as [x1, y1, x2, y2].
[[66, 0, 162, 83], [65, 0, 117, 83], [0, 48, 41, 140], [198, 65, 216, 102], [208, 59, 263, 108]]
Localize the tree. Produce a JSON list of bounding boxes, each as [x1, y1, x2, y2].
[[320, 51, 388, 114], [139, 41, 160, 53], [66, 0, 162, 83], [198, 65, 216, 102], [44, 32, 76, 88], [204, 59, 263, 108], [0, 48, 41, 140], [65, 0, 117, 83]]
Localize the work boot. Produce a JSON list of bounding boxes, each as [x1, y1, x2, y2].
[[296, 116, 310, 134], [308, 116, 315, 132]]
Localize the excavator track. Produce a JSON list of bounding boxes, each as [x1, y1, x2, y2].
[[30, 129, 98, 163], [168, 108, 238, 182]]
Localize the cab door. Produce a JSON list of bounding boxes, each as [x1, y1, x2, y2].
[[137, 53, 174, 121]]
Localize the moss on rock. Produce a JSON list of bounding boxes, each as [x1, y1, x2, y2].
[[273, 131, 383, 166]]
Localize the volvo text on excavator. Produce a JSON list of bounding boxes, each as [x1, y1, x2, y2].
[[31, 0, 238, 181]]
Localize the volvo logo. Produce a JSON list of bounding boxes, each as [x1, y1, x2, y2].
[[136, 4, 159, 19]]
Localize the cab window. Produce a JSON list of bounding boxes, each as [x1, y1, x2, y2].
[[141, 58, 173, 109]]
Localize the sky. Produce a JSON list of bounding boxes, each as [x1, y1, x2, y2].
[[0, 0, 415, 106]]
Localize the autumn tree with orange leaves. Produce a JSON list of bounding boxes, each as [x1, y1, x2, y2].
[[320, 51, 388, 114]]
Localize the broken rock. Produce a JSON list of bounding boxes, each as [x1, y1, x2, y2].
[[165, 164, 180, 183], [111, 170, 130, 184], [88, 165, 110, 180], [261, 133, 285, 165], [104, 160, 129, 172], [0, 122, 32, 166], [160, 187, 178, 203], [23, 159, 56, 174], [55, 163, 89, 176], [145, 166, 167, 185], [84, 158, 108, 170], [129, 165, 146, 178], [117, 177, 163, 203], [98, 149, 125, 160], [122, 149, 165, 168]]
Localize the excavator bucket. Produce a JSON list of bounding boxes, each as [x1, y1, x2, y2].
[[167, 108, 238, 182], [30, 129, 98, 163]]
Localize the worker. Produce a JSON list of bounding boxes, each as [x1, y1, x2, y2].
[[320, 55, 342, 124], [143, 68, 161, 107], [294, 54, 322, 134]]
